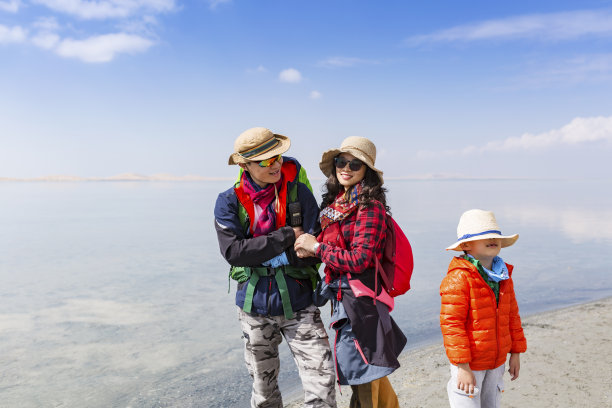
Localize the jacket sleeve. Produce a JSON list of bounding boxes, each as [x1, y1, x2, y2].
[[440, 270, 472, 365], [214, 191, 295, 267], [317, 201, 385, 274], [508, 279, 527, 353]]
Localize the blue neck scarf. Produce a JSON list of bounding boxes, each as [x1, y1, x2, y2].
[[466, 254, 509, 282]]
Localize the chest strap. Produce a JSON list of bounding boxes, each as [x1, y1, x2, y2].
[[242, 266, 294, 320]]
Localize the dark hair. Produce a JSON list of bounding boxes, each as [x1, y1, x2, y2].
[[320, 164, 390, 214]]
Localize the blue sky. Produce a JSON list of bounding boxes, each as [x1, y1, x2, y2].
[[2, 0, 612, 179]]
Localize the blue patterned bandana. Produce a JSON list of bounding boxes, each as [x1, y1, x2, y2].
[[466, 254, 509, 282]]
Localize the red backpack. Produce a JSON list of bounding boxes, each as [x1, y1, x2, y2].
[[375, 215, 414, 297]]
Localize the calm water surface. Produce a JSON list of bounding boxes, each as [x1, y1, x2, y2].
[[1, 179, 611, 407]]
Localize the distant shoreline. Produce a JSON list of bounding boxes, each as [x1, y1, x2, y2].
[[1, 174, 598, 182], [0, 174, 233, 182]]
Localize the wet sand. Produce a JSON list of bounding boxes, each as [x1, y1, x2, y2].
[[286, 297, 612, 407]]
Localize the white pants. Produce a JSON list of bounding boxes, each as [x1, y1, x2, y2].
[[447, 364, 505, 408]]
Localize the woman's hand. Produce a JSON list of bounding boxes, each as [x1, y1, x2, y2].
[[294, 233, 318, 258]]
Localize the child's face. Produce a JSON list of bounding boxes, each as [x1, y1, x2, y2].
[[461, 238, 502, 261]]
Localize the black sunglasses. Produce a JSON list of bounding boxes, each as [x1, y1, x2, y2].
[[334, 156, 364, 171]]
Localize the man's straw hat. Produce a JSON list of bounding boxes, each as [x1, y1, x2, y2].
[[446, 209, 519, 251], [228, 127, 291, 165], [319, 136, 384, 183]]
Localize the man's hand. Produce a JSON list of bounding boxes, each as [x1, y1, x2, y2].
[[294, 233, 318, 258], [292, 227, 304, 239]]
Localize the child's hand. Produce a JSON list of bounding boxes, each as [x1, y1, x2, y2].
[[509, 353, 520, 380], [456, 363, 477, 394]]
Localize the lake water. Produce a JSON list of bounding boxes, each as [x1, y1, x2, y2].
[[1, 179, 611, 407]]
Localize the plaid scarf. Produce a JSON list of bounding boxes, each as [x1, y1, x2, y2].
[[241, 172, 283, 237], [320, 183, 361, 231]]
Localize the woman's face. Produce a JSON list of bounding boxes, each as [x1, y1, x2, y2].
[[335, 152, 367, 189]]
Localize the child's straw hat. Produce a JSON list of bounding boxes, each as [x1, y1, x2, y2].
[[446, 209, 518, 251]]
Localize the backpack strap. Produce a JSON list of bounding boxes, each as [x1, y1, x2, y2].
[[375, 214, 395, 291], [240, 266, 295, 320]]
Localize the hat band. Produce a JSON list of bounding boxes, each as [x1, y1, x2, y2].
[[457, 230, 502, 241], [239, 137, 280, 159]]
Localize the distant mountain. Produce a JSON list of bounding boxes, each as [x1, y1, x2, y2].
[[0, 173, 233, 182]]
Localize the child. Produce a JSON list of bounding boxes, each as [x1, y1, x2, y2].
[[440, 209, 527, 407]]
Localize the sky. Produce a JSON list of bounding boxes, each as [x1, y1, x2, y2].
[[2, 0, 612, 179]]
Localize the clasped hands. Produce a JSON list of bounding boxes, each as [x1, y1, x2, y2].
[[293, 229, 319, 258]]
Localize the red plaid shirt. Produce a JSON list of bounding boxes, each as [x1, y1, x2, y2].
[[316, 200, 386, 275]]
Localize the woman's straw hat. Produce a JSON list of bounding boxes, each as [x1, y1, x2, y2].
[[446, 209, 518, 251], [319, 136, 384, 183], [228, 127, 291, 165]]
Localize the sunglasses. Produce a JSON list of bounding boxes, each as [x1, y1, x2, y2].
[[334, 156, 364, 171], [257, 154, 282, 168]]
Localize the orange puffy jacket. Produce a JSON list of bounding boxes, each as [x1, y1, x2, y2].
[[440, 256, 527, 371]]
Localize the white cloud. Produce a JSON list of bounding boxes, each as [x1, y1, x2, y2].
[[407, 9, 612, 45], [515, 54, 612, 88], [418, 116, 612, 158], [247, 65, 267, 74], [310, 90, 322, 99], [32, 32, 60, 49], [317, 56, 378, 68], [0, 24, 26, 43], [279, 68, 302, 83], [33, 0, 177, 20], [33, 16, 61, 32], [208, 0, 231, 9], [55, 33, 154, 62], [0, 0, 20, 12]]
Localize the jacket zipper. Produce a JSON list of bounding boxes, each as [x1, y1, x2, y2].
[[473, 263, 501, 364]]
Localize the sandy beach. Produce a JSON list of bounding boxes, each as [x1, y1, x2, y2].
[[286, 297, 612, 408]]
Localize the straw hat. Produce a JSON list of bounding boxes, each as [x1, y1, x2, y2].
[[319, 136, 384, 183], [228, 127, 291, 165], [446, 209, 518, 251]]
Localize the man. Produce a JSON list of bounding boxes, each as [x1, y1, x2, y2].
[[214, 127, 336, 408]]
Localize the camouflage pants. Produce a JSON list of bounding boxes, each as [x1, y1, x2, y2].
[[238, 304, 337, 408]]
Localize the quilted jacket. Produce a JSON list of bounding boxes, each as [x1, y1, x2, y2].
[[440, 256, 527, 371]]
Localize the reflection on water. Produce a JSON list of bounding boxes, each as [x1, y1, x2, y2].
[[1, 179, 611, 407]]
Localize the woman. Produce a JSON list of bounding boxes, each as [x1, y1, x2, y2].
[[295, 136, 406, 408]]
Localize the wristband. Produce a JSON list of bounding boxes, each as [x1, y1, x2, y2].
[[313, 243, 320, 253]]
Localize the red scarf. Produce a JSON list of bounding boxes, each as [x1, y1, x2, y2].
[[241, 172, 283, 237], [319, 183, 361, 231]]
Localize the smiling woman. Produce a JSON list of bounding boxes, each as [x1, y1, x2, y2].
[[295, 136, 406, 408]]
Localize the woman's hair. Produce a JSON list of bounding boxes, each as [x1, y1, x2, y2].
[[320, 164, 390, 214]]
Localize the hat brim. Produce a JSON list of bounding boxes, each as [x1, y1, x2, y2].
[[228, 134, 291, 165], [446, 233, 519, 251], [319, 147, 384, 184]]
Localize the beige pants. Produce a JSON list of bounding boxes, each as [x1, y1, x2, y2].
[[349, 376, 399, 408]]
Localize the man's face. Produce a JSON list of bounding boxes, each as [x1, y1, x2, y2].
[[242, 156, 283, 188]]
